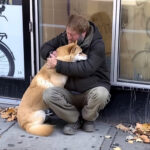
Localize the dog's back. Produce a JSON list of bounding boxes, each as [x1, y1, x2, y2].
[[17, 43, 87, 136]]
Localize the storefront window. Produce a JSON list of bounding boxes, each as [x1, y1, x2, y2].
[[38, 0, 114, 71], [0, 0, 24, 79], [119, 0, 150, 83]]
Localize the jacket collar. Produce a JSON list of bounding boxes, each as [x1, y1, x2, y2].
[[79, 25, 94, 49]]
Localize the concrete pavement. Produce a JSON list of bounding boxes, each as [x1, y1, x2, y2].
[[0, 104, 149, 150], [0, 117, 111, 150]]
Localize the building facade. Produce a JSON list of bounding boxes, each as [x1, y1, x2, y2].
[[0, 0, 150, 122]]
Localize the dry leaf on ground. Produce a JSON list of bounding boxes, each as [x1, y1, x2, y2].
[[135, 123, 150, 135], [117, 123, 150, 144], [139, 135, 150, 143], [135, 123, 150, 143], [116, 123, 129, 132], [105, 135, 112, 139], [113, 146, 122, 150], [0, 107, 18, 121]]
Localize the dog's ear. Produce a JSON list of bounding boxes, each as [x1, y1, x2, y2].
[[56, 43, 75, 55], [67, 43, 76, 54], [74, 40, 77, 46], [67, 43, 75, 48], [70, 45, 77, 54], [70, 41, 80, 53]]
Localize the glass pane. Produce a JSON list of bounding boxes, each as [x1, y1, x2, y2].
[[39, 0, 114, 71], [119, 0, 150, 83], [0, 0, 25, 79]]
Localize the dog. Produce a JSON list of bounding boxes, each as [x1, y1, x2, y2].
[[17, 42, 87, 136]]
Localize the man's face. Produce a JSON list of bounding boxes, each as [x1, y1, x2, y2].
[[66, 27, 85, 43]]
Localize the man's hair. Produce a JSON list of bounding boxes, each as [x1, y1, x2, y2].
[[67, 14, 90, 34]]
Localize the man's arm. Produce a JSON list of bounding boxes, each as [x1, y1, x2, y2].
[[56, 39, 106, 78], [40, 32, 65, 60]]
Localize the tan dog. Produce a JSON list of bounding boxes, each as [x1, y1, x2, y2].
[[17, 42, 87, 136]]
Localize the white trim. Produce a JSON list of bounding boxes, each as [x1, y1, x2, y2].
[[35, 0, 40, 72], [122, 29, 150, 34], [30, 0, 35, 77], [111, 81, 150, 90], [40, 24, 66, 29], [110, 0, 117, 82], [111, 0, 120, 83], [0, 97, 20, 105], [91, 0, 113, 2], [114, 0, 120, 83]]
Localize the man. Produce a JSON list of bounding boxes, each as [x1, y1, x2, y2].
[[41, 14, 111, 135]]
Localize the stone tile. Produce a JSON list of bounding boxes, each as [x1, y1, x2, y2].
[[0, 120, 110, 150], [0, 118, 15, 135], [111, 130, 150, 150]]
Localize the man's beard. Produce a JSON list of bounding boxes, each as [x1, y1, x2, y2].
[[77, 35, 84, 45]]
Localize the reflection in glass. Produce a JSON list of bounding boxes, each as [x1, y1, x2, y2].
[[119, 0, 150, 82], [39, 0, 113, 71]]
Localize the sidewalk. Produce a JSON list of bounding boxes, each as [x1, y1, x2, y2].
[[0, 104, 149, 150]]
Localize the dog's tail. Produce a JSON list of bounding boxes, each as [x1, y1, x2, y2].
[[19, 110, 54, 136], [26, 124, 54, 136]]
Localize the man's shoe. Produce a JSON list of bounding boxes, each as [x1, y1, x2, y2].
[[82, 120, 95, 132], [63, 120, 81, 135]]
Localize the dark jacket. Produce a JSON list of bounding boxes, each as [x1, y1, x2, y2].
[[41, 22, 110, 93]]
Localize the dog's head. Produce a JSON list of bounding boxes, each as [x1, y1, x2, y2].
[[56, 41, 87, 62]]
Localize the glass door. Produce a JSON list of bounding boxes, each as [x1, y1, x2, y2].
[[112, 0, 150, 89], [37, 0, 114, 72]]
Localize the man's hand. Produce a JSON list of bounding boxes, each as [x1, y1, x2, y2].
[[46, 51, 57, 69]]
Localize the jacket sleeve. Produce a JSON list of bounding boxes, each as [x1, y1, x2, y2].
[[56, 39, 106, 78], [40, 33, 65, 60]]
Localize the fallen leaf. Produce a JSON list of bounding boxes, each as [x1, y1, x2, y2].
[[129, 125, 136, 133], [139, 135, 150, 143], [135, 137, 143, 143], [0, 107, 18, 121], [116, 122, 150, 144], [128, 140, 134, 144], [1, 113, 10, 119], [135, 123, 150, 135], [113, 146, 122, 150], [105, 135, 112, 139], [126, 135, 134, 141], [116, 124, 129, 132]]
